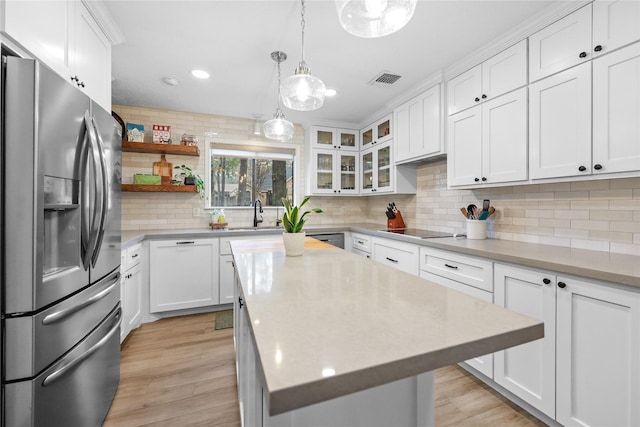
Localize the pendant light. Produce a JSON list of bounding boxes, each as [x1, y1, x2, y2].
[[264, 51, 295, 142], [281, 0, 326, 111], [335, 0, 417, 38]]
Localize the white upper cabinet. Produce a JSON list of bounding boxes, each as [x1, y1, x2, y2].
[[529, 4, 592, 82], [3, 0, 72, 77], [2, 0, 113, 110], [447, 40, 527, 115], [394, 84, 443, 164], [592, 42, 640, 175], [448, 87, 528, 187], [310, 126, 359, 151], [529, 63, 592, 179], [360, 114, 392, 149], [592, 0, 640, 57], [72, 2, 112, 110]]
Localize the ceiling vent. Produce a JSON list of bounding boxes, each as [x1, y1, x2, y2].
[[368, 71, 402, 87]]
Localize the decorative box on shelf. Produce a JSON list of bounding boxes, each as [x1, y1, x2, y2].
[[126, 123, 144, 142], [153, 125, 171, 144]]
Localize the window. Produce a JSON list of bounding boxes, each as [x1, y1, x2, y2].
[[206, 143, 295, 208]]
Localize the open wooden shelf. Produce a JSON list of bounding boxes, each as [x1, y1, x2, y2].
[[122, 184, 197, 193], [122, 141, 199, 156]]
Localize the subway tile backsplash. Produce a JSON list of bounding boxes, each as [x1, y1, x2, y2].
[[116, 105, 639, 256]]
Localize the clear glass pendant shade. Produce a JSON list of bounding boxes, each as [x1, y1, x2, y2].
[[281, 62, 326, 111], [335, 0, 417, 38], [263, 108, 294, 142]]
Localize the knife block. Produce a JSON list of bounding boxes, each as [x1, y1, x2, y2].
[[387, 210, 405, 229]]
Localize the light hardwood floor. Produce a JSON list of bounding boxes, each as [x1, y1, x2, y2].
[[104, 312, 546, 427]]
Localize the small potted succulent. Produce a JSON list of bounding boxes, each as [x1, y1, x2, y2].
[[281, 196, 323, 256], [174, 164, 206, 199]]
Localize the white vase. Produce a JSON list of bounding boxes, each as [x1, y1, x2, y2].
[[282, 231, 305, 256]]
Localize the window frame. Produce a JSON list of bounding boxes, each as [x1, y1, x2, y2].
[[204, 137, 301, 210]]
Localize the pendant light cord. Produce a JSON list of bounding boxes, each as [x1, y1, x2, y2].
[[300, 0, 306, 63], [276, 57, 283, 110]]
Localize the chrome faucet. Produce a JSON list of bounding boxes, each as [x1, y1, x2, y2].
[[253, 199, 263, 228]]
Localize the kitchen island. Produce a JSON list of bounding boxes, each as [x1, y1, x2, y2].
[[230, 237, 544, 427]]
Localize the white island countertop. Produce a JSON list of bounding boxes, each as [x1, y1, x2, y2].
[[230, 237, 544, 416]]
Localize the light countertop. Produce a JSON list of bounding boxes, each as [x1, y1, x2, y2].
[[230, 237, 544, 415], [122, 225, 640, 288]]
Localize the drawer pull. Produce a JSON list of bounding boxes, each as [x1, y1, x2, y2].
[[444, 263, 458, 269], [176, 241, 195, 245], [357, 240, 364, 245], [386, 257, 398, 263], [131, 253, 139, 258]]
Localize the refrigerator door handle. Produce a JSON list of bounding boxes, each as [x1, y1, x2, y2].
[[84, 112, 102, 267], [80, 111, 93, 270], [42, 310, 122, 387], [41, 277, 119, 325], [90, 114, 109, 267]]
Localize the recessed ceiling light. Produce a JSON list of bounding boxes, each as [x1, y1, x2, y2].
[[162, 76, 179, 86], [325, 88, 337, 97], [191, 69, 210, 79]]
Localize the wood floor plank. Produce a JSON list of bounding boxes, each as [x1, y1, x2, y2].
[[104, 312, 546, 427]]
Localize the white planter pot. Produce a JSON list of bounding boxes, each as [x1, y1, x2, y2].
[[283, 231, 305, 256]]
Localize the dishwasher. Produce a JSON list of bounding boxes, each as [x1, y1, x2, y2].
[[308, 233, 344, 249]]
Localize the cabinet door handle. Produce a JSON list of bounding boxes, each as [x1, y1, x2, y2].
[[579, 51, 587, 58], [474, 177, 480, 182], [385, 257, 398, 263], [578, 165, 587, 172], [239, 297, 244, 308], [474, 97, 480, 102], [542, 278, 551, 284], [176, 241, 195, 245], [444, 263, 458, 269], [594, 164, 603, 170], [481, 177, 487, 182], [594, 45, 603, 52], [558, 281, 567, 289], [481, 94, 487, 99]]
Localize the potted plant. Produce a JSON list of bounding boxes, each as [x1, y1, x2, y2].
[[281, 196, 323, 256], [174, 164, 206, 199]]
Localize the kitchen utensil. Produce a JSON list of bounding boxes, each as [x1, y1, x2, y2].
[[482, 199, 490, 213], [467, 204, 477, 220], [385, 210, 395, 219], [153, 154, 173, 177], [488, 206, 496, 217], [478, 211, 489, 220], [460, 207, 468, 218]]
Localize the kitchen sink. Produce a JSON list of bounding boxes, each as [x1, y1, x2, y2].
[[226, 226, 283, 232]]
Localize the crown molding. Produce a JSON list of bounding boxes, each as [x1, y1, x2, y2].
[[82, 0, 125, 46]]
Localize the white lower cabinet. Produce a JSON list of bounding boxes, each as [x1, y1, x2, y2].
[[372, 237, 419, 276], [419, 247, 494, 378], [351, 232, 372, 259], [494, 263, 557, 418], [555, 275, 640, 427], [121, 243, 143, 342], [219, 254, 235, 304], [149, 238, 220, 313], [495, 263, 640, 426]]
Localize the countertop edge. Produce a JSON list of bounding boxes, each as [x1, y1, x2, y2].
[[266, 322, 544, 416], [122, 225, 640, 288]]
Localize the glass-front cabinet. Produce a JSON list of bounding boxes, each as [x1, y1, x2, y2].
[[360, 141, 393, 193], [311, 149, 359, 195], [360, 114, 392, 149], [311, 126, 359, 151]]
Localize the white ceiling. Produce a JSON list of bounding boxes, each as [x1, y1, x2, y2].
[[106, 0, 562, 129]]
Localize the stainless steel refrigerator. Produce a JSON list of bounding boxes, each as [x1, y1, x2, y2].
[[1, 55, 122, 426]]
